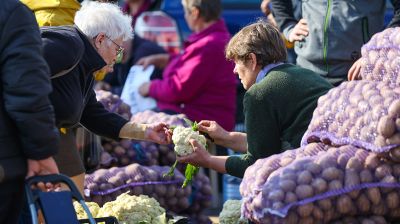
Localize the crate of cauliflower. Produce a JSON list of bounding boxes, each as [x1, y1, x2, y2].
[[164, 119, 208, 188], [75, 193, 166, 224]]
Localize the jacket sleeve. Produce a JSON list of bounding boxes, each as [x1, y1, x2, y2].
[[80, 89, 128, 140], [148, 45, 216, 103], [270, 0, 299, 39], [0, 3, 59, 160], [388, 0, 400, 27]]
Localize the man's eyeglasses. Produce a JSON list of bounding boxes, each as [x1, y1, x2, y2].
[[105, 35, 124, 58]]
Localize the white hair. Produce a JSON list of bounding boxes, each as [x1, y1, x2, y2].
[[75, 1, 133, 42]]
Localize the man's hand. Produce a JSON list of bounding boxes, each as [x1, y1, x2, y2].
[[27, 157, 60, 191], [136, 54, 170, 69], [177, 139, 211, 168], [139, 82, 151, 97], [288, 19, 309, 43], [260, 0, 271, 16], [144, 123, 171, 144], [348, 58, 363, 81], [197, 120, 229, 145], [26, 157, 59, 178]]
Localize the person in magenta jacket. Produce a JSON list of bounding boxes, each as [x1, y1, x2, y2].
[[137, 0, 237, 131]]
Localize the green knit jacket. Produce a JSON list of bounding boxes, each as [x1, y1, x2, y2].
[[225, 64, 332, 178]]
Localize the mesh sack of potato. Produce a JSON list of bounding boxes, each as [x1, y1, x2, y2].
[[180, 172, 212, 217], [84, 164, 192, 213], [95, 90, 132, 120], [240, 143, 329, 218], [329, 215, 388, 224], [302, 81, 400, 161], [100, 139, 160, 168], [359, 27, 400, 84], [243, 145, 400, 224]]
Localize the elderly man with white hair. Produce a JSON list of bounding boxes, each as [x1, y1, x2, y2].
[[40, 1, 170, 192]]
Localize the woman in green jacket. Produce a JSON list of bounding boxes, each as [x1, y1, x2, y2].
[[178, 21, 332, 178]]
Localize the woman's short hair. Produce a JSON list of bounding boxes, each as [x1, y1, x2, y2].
[[75, 1, 133, 42], [226, 20, 287, 67], [182, 0, 221, 22]]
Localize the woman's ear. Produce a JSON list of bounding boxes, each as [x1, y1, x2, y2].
[[94, 33, 105, 49], [191, 7, 200, 19], [249, 53, 258, 71]]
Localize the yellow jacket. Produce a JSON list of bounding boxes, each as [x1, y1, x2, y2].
[[21, 0, 80, 27]]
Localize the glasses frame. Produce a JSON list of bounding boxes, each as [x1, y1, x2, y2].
[[104, 35, 124, 58]]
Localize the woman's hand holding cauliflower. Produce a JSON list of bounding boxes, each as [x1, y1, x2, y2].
[[172, 126, 207, 156]]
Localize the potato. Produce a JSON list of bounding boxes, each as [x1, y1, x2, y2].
[[367, 187, 382, 205], [370, 216, 388, 224], [337, 195, 353, 214], [298, 217, 314, 224], [280, 169, 297, 181], [297, 170, 313, 185], [313, 206, 324, 220], [285, 211, 299, 224], [360, 169, 374, 183], [375, 164, 393, 179], [322, 167, 342, 181], [392, 164, 400, 177], [386, 191, 399, 209], [374, 136, 387, 147], [371, 201, 388, 216], [388, 99, 400, 117], [389, 147, 400, 162], [280, 157, 294, 167], [369, 50, 379, 65], [361, 219, 376, 224], [365, 154, 380, 170], [337, 154, 351, 169], [378, 116, 396, 138], [295, 185, 314, 200], [317, 155, 337, 169], [389, 208, 400, 218], [386, 133, 400, 145], [328, 180, 343, 191], [346, 157, 363, 171], [356, 194, 371, 213], [268, 189, 285, 202], [345, 168, 360, 188], [279, 179, 297, 192], [284, 192, 298, 204], [108, 176, 124, 187], [297, 203, 314, 218], [311, 178, 328, 194], [305, 163, 322, 175], [272, 202, 284, 210]]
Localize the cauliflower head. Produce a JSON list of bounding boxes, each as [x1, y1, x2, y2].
[[172, 126, 207, 156], [97, 193, 166, 224], [219, 200, 247, 224], [74, 201, 100, 219]]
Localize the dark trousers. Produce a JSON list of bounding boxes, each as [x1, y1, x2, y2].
[[0, 181, 24, 224]]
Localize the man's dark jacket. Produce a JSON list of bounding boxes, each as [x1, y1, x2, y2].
[[41, 26, 128, 139], [0, 0, 59, 187]]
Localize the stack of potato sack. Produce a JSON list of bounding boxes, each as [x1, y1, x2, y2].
[[84, 164, 192, 213], [240, 28, 400, 223]]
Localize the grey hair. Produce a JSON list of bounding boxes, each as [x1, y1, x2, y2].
[[75, 1, 133, 43]]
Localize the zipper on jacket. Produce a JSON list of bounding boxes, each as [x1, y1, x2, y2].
[[362, 17, 370, 44], [323, 0, 332, 73]]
